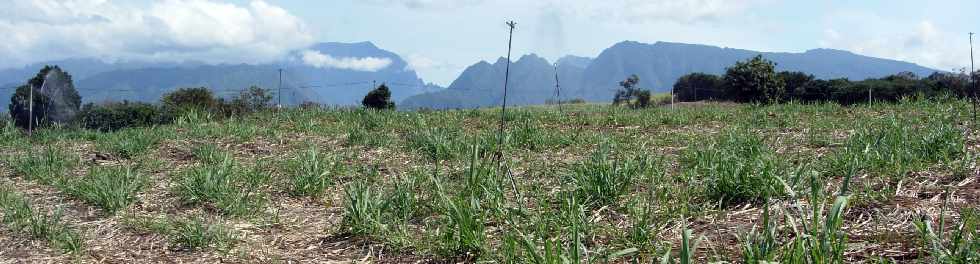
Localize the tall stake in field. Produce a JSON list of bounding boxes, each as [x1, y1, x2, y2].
[[970, 32, 976, 127], [496, 21, 523, 202], [554, 62, 562, 113], [497, 21, 517, 149], [278, 68, 284, 109], [27, 78, 46, 137], [28, 82, 33, 137]]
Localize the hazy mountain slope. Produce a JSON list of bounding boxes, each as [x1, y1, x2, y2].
[[1, 42, 439, 111], [401, 54, 586, 109], [405, 41, 938, 108], [570, 41, 938, 101]]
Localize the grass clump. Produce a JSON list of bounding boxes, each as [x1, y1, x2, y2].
[[342, 181, 385, 236], [405, 121, 466, 161], [10, 147, 77, 185], [915, 190, 979, 264], [286, 147, 344, 197], [0, 187, 84, 254], [95, 128, 163, 159], [682, 128, 786, 206], [127, 215, 237, 251], [569, 144, 652, 207], [175, 154, 270, 217], [827, 117, 963, 178], [341, 174, 420, 247], [65, 165, 147, 214]]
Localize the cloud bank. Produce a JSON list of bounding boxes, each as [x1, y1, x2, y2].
[[0, 0, 314, 68], [301, 50, 392, 72]]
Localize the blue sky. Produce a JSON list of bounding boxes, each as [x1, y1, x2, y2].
[[1, 0, 976, 85]]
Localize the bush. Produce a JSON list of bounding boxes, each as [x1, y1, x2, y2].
[[362, 84, 395, 110], [162, 87, 218, 113], [223, 86, 272, 116], [75, 101, 168, 132], [612, 74, 653, 108]]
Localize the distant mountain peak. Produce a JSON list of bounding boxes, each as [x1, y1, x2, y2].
[[804, 48, 855, 55], [558, 55, 593, 69]]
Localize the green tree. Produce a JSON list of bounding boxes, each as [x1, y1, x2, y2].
[[227, 86, 273, 115], [8, 85, 52, 130], [674, 73, 723, 102], [162, 87, 218, 112], [8, 66, 80, 129], [723, 55, 785, 103], [362, 84, 395, 110], [777, 71, 815, 101], [613, 74, 651, 108]]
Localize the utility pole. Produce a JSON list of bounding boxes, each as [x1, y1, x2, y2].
[[497, 21, 517, 149], [553, 62, 562, 113], [277, 68, 283, 109]]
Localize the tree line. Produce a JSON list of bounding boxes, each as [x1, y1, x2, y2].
[[8, 66, 397, 132], [670, 55, 978, 104]]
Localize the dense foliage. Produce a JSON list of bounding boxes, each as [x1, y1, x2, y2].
[[224, 86, 273, 116], [162, 87, 219, 113], [362, 84, 395, 110], [75, 102, 168, 132], [8, 66, 81, 129], [723, 55, 785, 103], [612, 75, 653, 108], [8, 85, 52, 130], [674, 57, 979, 104]]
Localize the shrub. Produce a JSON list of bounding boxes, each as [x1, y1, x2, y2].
[[162, 87, 218, 113], [223, 86, 272, 116], [362, 84, 395, 110], [75, 101, 167, 132]]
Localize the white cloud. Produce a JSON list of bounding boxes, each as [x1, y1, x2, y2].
[[820, 20, 966, 72], [301, 50, 392, 72], [0, 0, 314, 68], [551, 0, 763, 24], [404, 53, 452, 72], [364, 0, 485, 9]]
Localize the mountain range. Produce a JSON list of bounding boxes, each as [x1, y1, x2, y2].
[[1, 41, 939, 112], [401, 41, 938, 109], [1, 42, 440, 111]]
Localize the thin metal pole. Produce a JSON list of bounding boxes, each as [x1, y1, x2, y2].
[[970, 32, 975, 126], [497, 21, 517, 149], [28, 83, 33, 137], [553, 62, 561, 113], [278, 69, 283, 109]]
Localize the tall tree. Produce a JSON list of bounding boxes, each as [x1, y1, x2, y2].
[[8, 66, 80, 129], [674, 73, 723, 102], [724, 55, 785, 103]]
